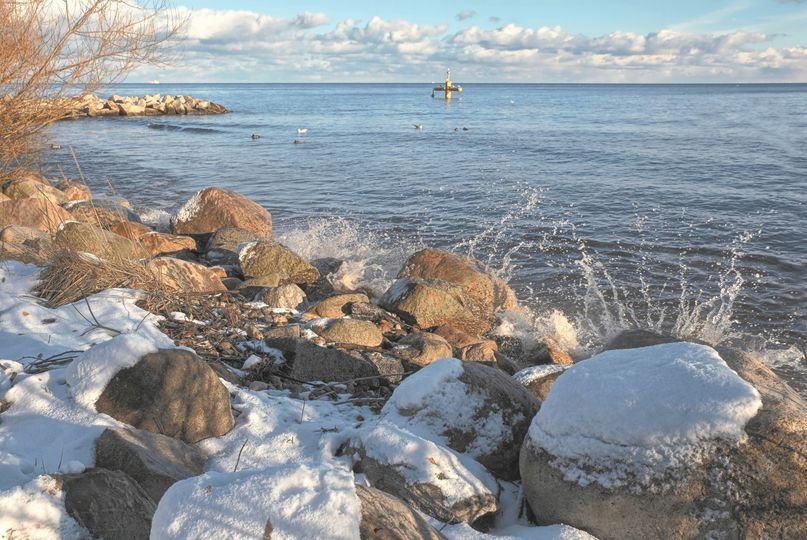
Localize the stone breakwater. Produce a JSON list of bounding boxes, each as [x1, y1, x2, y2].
[[62, 93, 227, 118], [1, 169, 806, 539]]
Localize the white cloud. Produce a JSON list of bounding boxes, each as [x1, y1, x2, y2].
[[134, 6, 807, 83]]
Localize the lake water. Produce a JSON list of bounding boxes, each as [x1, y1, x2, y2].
[[42, 83, 807, 393]]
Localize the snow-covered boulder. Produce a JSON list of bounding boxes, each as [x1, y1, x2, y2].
[[66, 336, 234, 444], [349, 421, 499, 524], [355, 484, 445, 540], [151, 463, 361, 539], [519, 342, 807, 539], [381, 358, 540, 480]]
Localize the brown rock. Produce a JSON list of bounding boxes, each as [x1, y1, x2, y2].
[[0, 224, 51, 244], [356, 484, 446, 540], [310, 318, 384, 348], [95, 427, 206, 503], [55, 221, 148, 260], [95, 348, 235, 444], [0, 192, 9, 202], [0, 225, 55, 264], [146, 257, 227, 293], [204, 226, 261, 265], [55, 179, 91, 201], [396, 332, 454, 367], [139, 231, 197, 256], [59, 468, 156, 540], [258, 283, 307, 310], [291, 339, 402, 385], [239, 240, 320, 285], [302, 293, 370, 320], [3, 179, 68, 205], [67, 199, 141, 227], [459, 340, 498, 362], [0, 197, 71, 233], [109, 220, 153, 240], [171, 187, 272, 237], [528, 336, 574, 366]]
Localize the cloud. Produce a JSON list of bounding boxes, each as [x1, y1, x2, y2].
[[456, 10, 476, 21], [489, 16, 502, 23], [135, 7, 807, 83]]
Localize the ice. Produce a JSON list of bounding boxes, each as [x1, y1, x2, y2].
[[513, 364, 567, 386], [528, 342, 762, 488]]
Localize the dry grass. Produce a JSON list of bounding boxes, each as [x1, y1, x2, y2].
[[36, 249, 155, 306]]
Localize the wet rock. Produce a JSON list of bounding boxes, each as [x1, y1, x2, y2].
[[55, 221, 148, 260], [95, 427, 206, 503], [146, 257, 227, 293], [356, 484, 446, 539], [309, 318, 384, 348], [171, 187, 272, 238], [95, 348, 235, 444], [302, 293, 370, 320], [59, 468, 156, 540], [239, 240, 320, 285], [0, 197, 72, 233]]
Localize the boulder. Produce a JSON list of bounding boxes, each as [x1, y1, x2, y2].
[[146, 257, 227, 293], [395, 332, 453, 367], [109, 220, 153, 240], [0, 197, 71, 233], [518, 341, 804, 540], [55, 179, 92, 201], [0, 224, 51, 245], [302, 293, 370, 320], [528, 336, 574, 366], [380, 278, 490, 336], [204, 226, 261, 265], [117, 102, 146, 115], [59, 468, 156, 540], [512, 364, 568, 402], [257, 283, 307, 310], [3, 179, 68, 205], [0, 192, 9, 202], [138, 231, 197, 256], [239, 240, 320, 285], [309, 318, 384, 348], [0, 239, 48, 264], [55, 221, 148, 260], [381, 358, 540, 480], [95, 427, 206, 503], [349, 421, 499, 524], [95, 348, 235, 444], [0, 225, 55, 264], [356, 484, 445, 540], [67, 199, 141, 227], [171, 187, 272, 237], [290, 339, 402, 385]]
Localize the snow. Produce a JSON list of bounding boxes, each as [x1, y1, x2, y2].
[[354, 421, 499, 506], [0, 476, 88, 539], [64, 333, 161, 409], [527, 342, 762, 489], [440, 523, 597, 540], [151, 463, 361, 540], [381, 358, 516, 459], [513, 364, 567, 386]]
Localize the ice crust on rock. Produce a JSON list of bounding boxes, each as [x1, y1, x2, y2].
[[513, 364, 567, 386], [528, 342, 762, 488], [151, 463, 361, 540]]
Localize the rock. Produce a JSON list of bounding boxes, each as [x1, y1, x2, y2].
[[2, 169, 51, 187], [55, 179, 92, 201], [239, 240, 320, 285], [395, 332, 453, 367], [399, 248, 519, 313], [59, 468, 156, 540], [604, 328, 681, 350], [512, 364, 568, 402], [0, 192, 9, 202], [138, 231, 197, 256], [380, 278, 490, 336], [349, 422, 499, 524], [146, 257, 227, 293], [67, 199, 141, 227], [433, 324, 484, 349], [518, 342, 801, 540], [0, 239, 48, 264], [95, 427, 206, 503], [291, 339, 402, 385], [356, 484, 445, 540], [303, 257, 343, 301], [0, 224, 51, 244], [95, 348, 235, 444], [0, 225, 55, 264], [171, 187, 272, 238], [458, 340, 498, 362], [55, 221, 148, 260], [222, 276, 243, 290], [257, 283, 307, 310], [528, 336, 574, 366], [381, 358, 539, 481], [109, 220, 153, 240], [302, 293, 370, 320], [204, 226, 261, 265], [310, 318, 384, 348], [117, 102, 146, 115], [3, 179, 68, 205], [0, 197, 71, 233]]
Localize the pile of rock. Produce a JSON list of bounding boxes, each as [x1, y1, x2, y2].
[[62, 93, 227, 118]]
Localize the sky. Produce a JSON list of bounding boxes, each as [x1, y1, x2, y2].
[[133, 0, 807, 83]]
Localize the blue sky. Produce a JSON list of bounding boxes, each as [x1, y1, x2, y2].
[[135, 0, 807, 82]]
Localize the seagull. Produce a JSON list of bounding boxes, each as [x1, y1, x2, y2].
[[413, 124, 423, 130], [296, 128, 308, 135]]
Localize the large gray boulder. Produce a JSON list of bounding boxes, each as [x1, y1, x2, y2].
[[520, 339, 807, 539], [95, 348, 235, 444], [381, 358, 540, 480], [95, 427, 206, 503]]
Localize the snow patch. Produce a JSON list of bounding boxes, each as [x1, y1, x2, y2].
[[528, 342, 762, 489], [0, 476, 87, 539], [439, 522, 598, 540], [513, 364, 567, 386]]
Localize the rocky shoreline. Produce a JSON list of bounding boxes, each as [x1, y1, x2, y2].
[[1, 170, 805, 539], [56, 93, 228, 118]]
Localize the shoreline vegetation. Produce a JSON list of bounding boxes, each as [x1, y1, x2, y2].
[[1, 152, 806, 538]]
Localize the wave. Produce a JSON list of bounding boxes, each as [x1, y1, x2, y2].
[[147, 123, 223, 134]]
